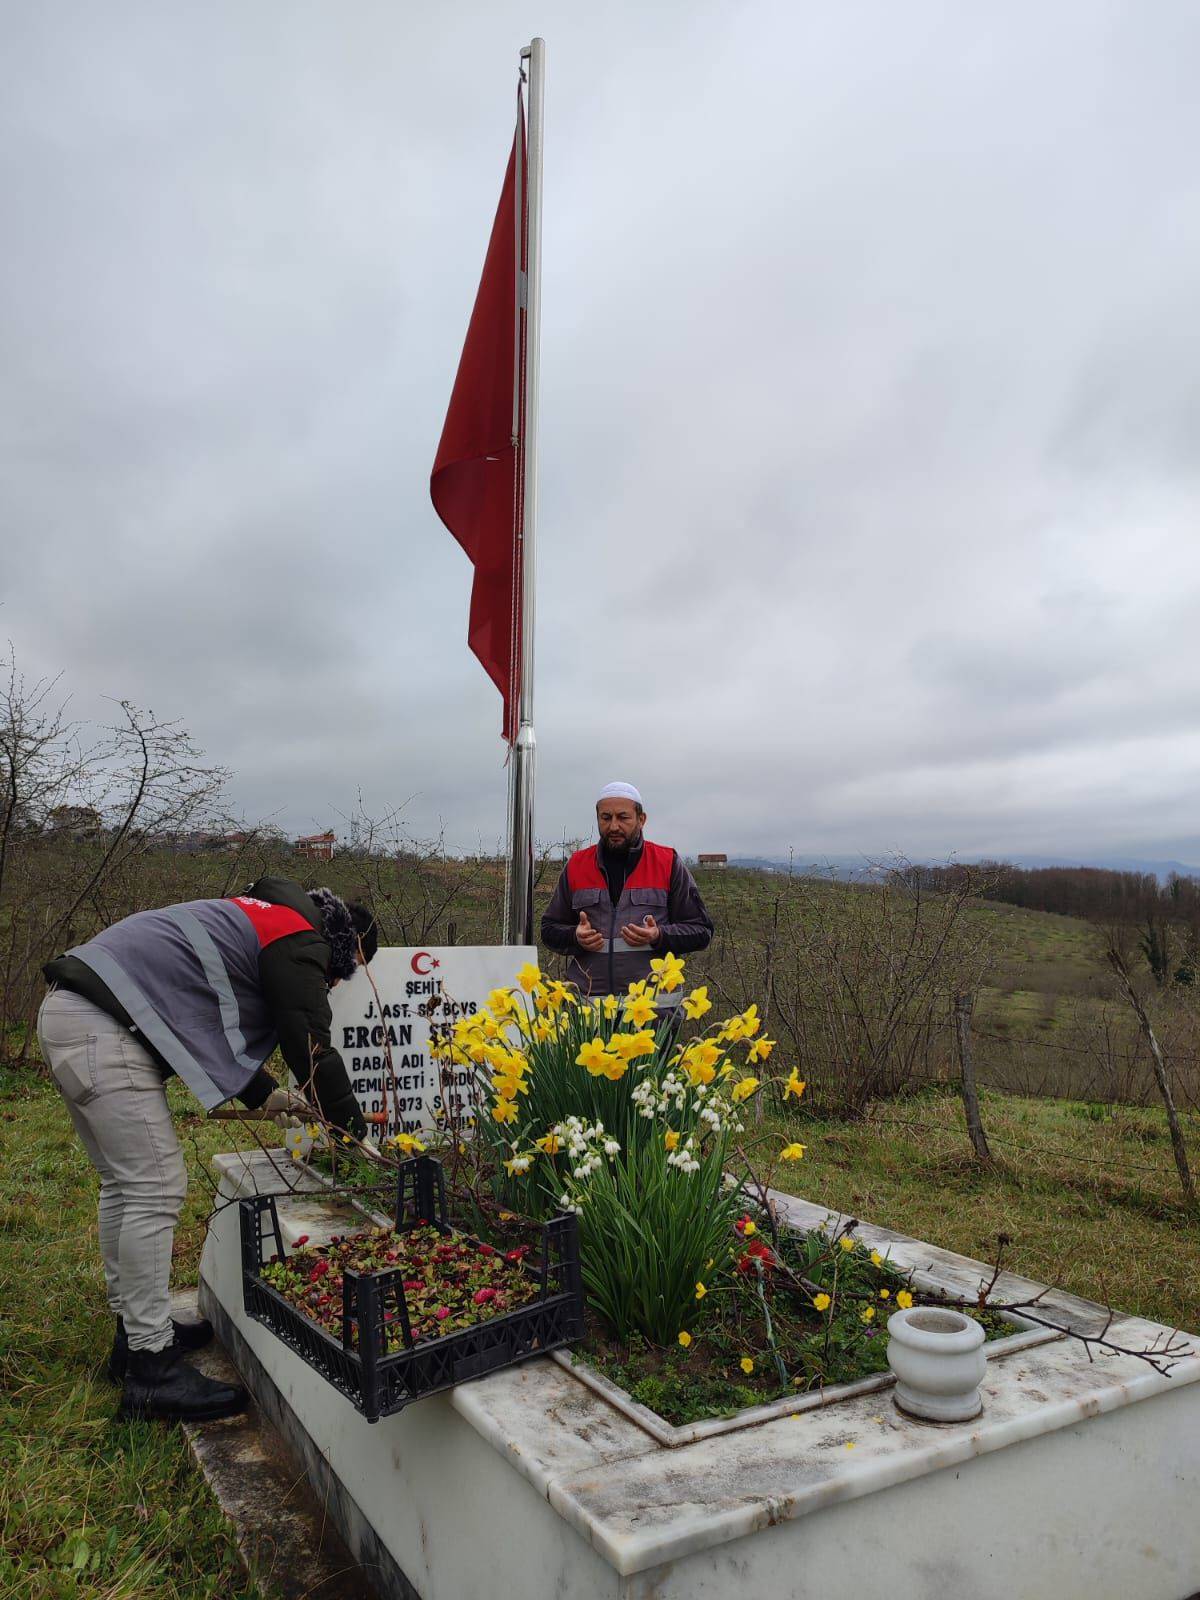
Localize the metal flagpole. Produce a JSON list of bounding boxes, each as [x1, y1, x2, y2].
[[505, 35, 544, 948]]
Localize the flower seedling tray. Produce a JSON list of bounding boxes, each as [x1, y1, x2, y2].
[[239, 1155, 585, 1422]]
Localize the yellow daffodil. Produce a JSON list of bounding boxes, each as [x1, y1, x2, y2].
[[664, 1130, 680, 1151], [576, 1038, 611, 1073], [731, 1076, 760, 1104], [491, 1099, 518, 1125], [813, 1293, 832, 1312], [390, 1132, 426, 1155], [695, 1282, 707, 1300], [784, 1069, 806, 1101], [627, 979, 650, 998], [839, 1234, 856, 1253], [649, 951, 686, 992], [896, 1290, 914, 1310], [491, 1071, 528, 1102], [623, 993, 657, 1028], [535, 1132, 562, 1156], [740, 1004, 761, 1038], [861, 1306, 876, 1323], [746, 1036, 776, 1064], [678, 1330, 693, 1349], [516, 963, 542, 993], [779, 1143, 806, 1162], [576, 1038, 623, 1078], [681, 1040, 719, 1087], [488, 988, 516, 1017], [682, 985, 712, 1020], [740, 1356, 754, 1375], [533, 1021, 552, 1043], [601, 995, 619, 1019]]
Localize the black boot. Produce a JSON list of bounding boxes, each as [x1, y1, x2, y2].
[[118, 1343, 248, 1423], [107, 1315, 215, 1382]]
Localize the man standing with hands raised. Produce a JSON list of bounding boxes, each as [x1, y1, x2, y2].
[[540, 783, 714, 998]]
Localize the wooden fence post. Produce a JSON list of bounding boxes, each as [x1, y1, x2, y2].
[[1107, 951, 1196, 1207], [954, 992, 992, 1163]]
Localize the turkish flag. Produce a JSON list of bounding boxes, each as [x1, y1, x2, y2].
[[431, 110, 526, 743]]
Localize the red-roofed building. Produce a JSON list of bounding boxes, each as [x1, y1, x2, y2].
[[296, 830, 336, 862]]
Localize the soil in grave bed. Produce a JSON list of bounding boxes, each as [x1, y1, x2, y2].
[[260, 1223, 541, 1352], [576, 1244, 1015, 1428]]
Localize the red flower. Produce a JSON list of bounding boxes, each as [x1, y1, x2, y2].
[[435, 1306, 451, 1321], [295, 1234, 310, 1246], [735, 1239, 776, 1275], [478, 1243, 495, 1256], [403, 1279, 423, 1291], [472, 1288, 497, 1306], [308, 1259, 330, 1282], [504, 1246, 529, 1263]]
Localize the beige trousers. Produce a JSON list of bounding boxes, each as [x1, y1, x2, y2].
[[37, 987, 186, 1352]]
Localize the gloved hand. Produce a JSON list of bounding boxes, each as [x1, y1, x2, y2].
[[263, 1087, 315, 1125]]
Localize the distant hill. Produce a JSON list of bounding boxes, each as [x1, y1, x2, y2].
[[721, 854, 1200, 883]]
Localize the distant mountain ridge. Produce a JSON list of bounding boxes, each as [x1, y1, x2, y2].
[[722, 854, 1200, 883]]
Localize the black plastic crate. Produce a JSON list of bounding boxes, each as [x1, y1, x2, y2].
[[239, 1155, 585, 1422]]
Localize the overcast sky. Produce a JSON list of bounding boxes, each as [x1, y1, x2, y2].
[[3, 2, 1199, 866]]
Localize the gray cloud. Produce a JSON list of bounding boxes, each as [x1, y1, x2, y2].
[[2, 1, 1200, 869]]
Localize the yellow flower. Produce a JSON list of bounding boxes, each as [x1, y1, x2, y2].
[[740, 1004, 761, 1038], [839, 1234, 856, 1253], [535, 1132, 562, 1156], [731, 1076, 760, 1104], [861, 1306, 876, 1323], [747, 1036, 776, 1064], [695, 1282, 707, 1300], [678, 1330, 693, 1349], [627, 978, 650, 998], [390, 1132, 426, 1155], [623, 992, 657, 1028], [609, 1031, 648, 1062], [649, 951, 686, 992], [813, 1293, 832, 1312], [533, 1020, 552, 1043], [870, 1250, 883, 1268], [599, 1055, 628, 1082], [601, 995, 619, 1019], [516, 962, 542, 994], [784, 1069, 806, 1101], [741, 1220, 757, 1237], [896, 1290, 914, 1310], [491, 1071, 528, 1102], [680, 1040, 719, 1087], [682, 985, 712, 1020], [779, 1143, 806, 1162], [879, 1288, 890, 1300], [491, 1099, 518, 1125], [487, 987, 516, 1017], [664, 1130, 680, 1151], [739, 1356, 754, 1375], [576, 1038, 612, 1074]]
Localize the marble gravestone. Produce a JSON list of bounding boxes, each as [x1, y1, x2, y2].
[[199, 1149, 1200, 1600], [328, 945, 535, 1140]]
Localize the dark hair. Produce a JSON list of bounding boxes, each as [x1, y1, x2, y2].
[[348, 902, 378, 965]]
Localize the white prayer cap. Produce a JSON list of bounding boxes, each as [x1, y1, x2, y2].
[[597, 781, 643, 807]]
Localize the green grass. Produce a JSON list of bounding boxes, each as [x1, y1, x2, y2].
[[0, 1065, 265, 1600], [768, 1083, 1200, 1332]]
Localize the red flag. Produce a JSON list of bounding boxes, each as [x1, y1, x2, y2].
[[431, 109, 526, 743]]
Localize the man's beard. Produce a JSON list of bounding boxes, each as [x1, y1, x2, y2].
[[604, 829, 642, 856]]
